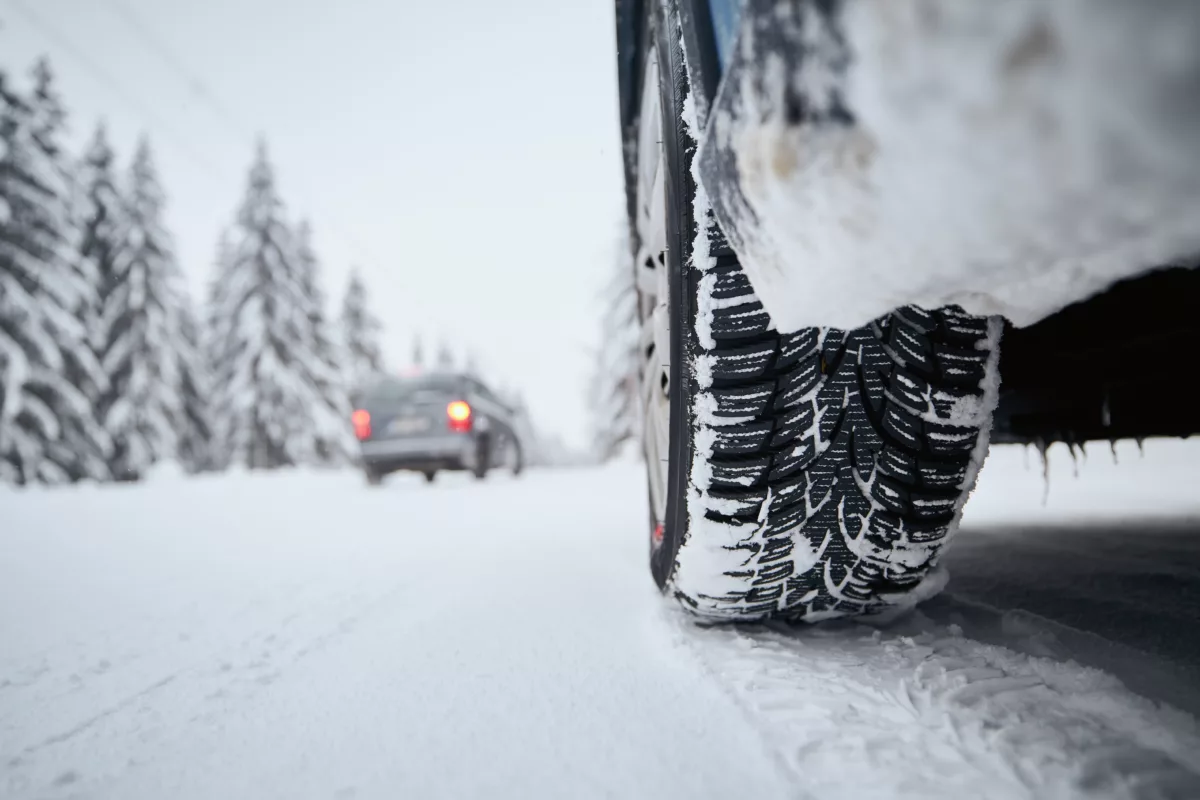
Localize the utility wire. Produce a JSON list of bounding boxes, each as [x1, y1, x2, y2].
[[7, 0, 374, 268], [95, 0, 374, 267], [4, 0, 230, 182], [97, 0, 252, 143]]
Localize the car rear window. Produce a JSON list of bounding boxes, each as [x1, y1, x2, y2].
[[365, 375, 462, 404]]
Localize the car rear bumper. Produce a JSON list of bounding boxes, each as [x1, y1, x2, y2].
[[360, 435, 473, 472]]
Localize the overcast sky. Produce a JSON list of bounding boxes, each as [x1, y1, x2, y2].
[[1, 0, 626, 449]]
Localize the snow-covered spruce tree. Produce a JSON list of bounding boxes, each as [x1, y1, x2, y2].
[[92, 136, 190, 480], [588, 228, 641, 461], [293, 221, 353, 465], [411, 334, 424, 369], [208, 142, 350, 470], [436, 340, 455, 371], [339, 267, 383, 390], [203, 232, 236, 470], [0, 60, 110, 484], [176, 291, 212, 473], [464, 350, 481, 378], [79, 123, 150, 479], [506, 389, 542, 467]]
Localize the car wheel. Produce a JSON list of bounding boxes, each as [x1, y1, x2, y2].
[[473, 438, 490, 480], [423, 470, 437, 484], [508, 437, 524, 477], [632, 1, 1003, 620], [364, 468, 383, 487]]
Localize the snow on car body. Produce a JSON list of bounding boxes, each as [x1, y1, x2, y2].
[[615, 0, 1200, 620], [699, 0, 1200, 331]]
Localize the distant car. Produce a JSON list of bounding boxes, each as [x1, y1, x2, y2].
[[616, 0, 1200, 621], [351, 372, 524, 485]]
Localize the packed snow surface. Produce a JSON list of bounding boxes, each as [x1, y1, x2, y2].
[[3, 440, 1200, 799]]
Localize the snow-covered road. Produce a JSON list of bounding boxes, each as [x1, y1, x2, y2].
[[3, 440, 1200, 799]]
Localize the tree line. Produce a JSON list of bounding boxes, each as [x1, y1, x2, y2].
[[1, 56, 386, 485]]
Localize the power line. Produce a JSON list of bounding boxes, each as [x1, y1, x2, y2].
[[4, 0, 230, 182], [7, 0, 374, 269], [97, 0, 252, 144], [94, 0, 375, 268]]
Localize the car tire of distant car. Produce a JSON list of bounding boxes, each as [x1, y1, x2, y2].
[[509, 438, 524, 477], [472, 438, 490, 481], [364, 468, 383, 487], [423, 470, 437, 484], [633, 0, 1003, 620]]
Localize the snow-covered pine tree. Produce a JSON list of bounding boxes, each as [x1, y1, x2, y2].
[[79, 122, 150, 479], [588, 227, 641, 461], [176, 291, 212, 473], [293, 221, 353, 465], [339, 267, 383, 390], [33, 63, 114, 482], [0, 60, 110, 484], [0, 68, 64, 483], [208, 142, 346, 470], [436, 340, 455, 371], [203, 232, 237, 470], [412, 334, 424, 369], [506, 388, 541, 467], [207, 145, 293, 470], [93, 136, 189, 479]]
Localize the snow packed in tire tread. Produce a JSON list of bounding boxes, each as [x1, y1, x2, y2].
[[678, 235, 1001, 620]]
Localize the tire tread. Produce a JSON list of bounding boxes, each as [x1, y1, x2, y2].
[[678, 259, 999, 619]]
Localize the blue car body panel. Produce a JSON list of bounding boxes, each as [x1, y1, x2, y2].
[[706, 0, 745, 72]]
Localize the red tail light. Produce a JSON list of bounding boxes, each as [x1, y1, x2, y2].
[[446, 400, 472, 432], [352, 409, 371, 440]]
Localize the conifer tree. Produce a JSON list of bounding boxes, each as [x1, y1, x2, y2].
[[208, 142, 349, 469], [589, 228, 641, 460], [0, 60, 109, 483], [176, 292, 212, 473], [436, 340, 455, 371], [293, 221, 353, 464], [339, 268, 383, 390], [95, 136, 187, 479]]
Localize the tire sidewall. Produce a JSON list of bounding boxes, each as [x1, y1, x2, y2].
[[511, 439, 524, 476], [649, 0, 697, 590], [473, 436, 490, 479]]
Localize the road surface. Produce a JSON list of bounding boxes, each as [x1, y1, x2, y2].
[[2, 440, 1199, 799]]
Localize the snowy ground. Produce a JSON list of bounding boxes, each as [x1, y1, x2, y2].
[[2, 440, 1199, 799]]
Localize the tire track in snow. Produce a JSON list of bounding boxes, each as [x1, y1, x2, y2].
[[1, 579, 415, 797], [16, 675, 177, 758], [666, 607, 1200, 799]]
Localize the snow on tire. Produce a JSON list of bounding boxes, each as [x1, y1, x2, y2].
[[673, 302, 1002, 620], [636, 1, 1003, 622]]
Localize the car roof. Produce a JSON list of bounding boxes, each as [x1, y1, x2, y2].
[[361, 371, 498, 396]]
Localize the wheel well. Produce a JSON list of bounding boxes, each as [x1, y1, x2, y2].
[[618, 3, 1200, 448], [992, 263, 1200, 446]]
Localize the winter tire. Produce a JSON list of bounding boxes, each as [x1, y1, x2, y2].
[[472, 438, 490, 481], [365, 469, 383, 487], [423, 470, 437, 484], [509, 438, 524, 477], [632, 1, 1002, 621]]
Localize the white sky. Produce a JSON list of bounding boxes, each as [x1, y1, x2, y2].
[[1, 0, 626, 449]]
